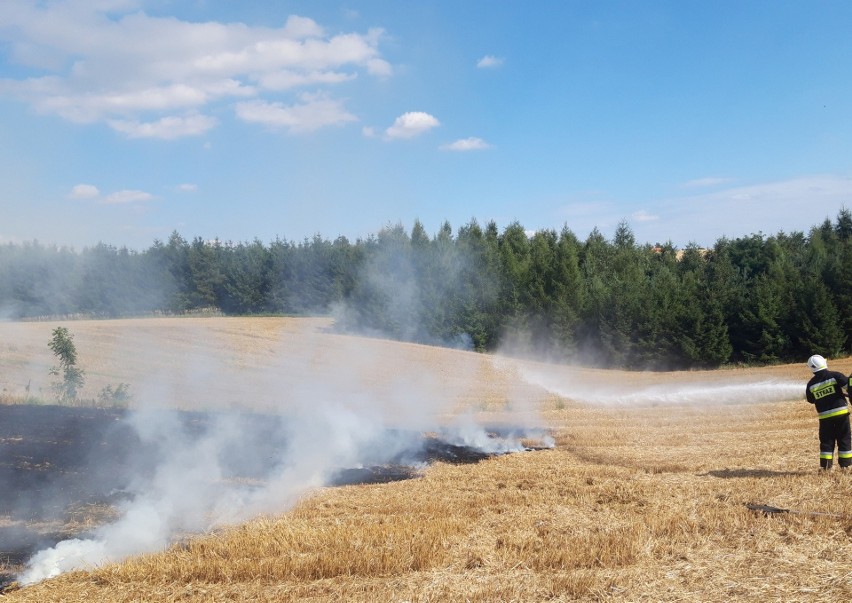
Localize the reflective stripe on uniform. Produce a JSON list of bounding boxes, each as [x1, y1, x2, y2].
[[810, 378, 839, 400], [820, 452, 834, 459], [817, 406, 850, 419], [839, 450, 852, 459]]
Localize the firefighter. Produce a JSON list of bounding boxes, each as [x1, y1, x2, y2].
[[805, 354, 851, 470]]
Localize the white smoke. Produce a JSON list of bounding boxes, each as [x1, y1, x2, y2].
[[10, 228, 555, 585], [22, 539, 108, 584], [17, 332, 547, 585], [439, 412, 526, 453]]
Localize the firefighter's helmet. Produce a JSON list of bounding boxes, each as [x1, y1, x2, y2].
[[807, 354, 828, 373]]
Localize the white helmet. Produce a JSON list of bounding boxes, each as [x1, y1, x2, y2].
[[807, 354, 828, 373]]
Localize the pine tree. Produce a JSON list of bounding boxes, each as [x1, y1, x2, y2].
[[551, 226, 584, 355], [187, 237, 225, 309], [794, 276, 846, 358]]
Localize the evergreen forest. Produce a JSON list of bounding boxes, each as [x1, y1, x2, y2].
[[2, 210, 850, 370]]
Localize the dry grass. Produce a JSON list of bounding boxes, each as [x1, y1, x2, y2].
[[1, 318, 851, 601], [0, 317, 539, 415]]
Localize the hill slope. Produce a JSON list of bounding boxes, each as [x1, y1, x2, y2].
[[0, 317, 850, 602]]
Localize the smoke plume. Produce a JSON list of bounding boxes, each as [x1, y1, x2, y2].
[[16, 327, 550, 585]]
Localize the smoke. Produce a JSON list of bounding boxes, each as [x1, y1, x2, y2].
[[0, 304, 19, 322], [7, 226, 553, 585], [437, 413, 554, 452], [16, 326, 549, 585], [20, 404, 402, 583], [330, 224, 481, 351]]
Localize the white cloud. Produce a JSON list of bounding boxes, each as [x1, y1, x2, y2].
[[635, 174, 852, 246], [280, 15, 326, 39], [0, 4, 390, 137], [235, 94, 357, 133], [366, 57, 393, 77], [103, 189, 155, 205], [108, 114, 218, 139], [177, 183, 198, 192], [682, 177, 732, 188], [440, 137, 491, 151], [554, 175, 852, 247], [257, 70, 356, 91], [68, 184, 100, 199], [557, 199, 614, 222], [384, 111, 440, 140], [477, 55, 504, 69], [38, 84, 239, 124], [67, 183, 155, 204], [362, 126, 376, 138], [631, 209, 658, 222]]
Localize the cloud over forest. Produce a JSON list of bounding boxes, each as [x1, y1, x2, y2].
[[0, 4, 390, 139]]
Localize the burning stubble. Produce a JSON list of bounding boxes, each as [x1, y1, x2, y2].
[[9, 319, 554, 585]]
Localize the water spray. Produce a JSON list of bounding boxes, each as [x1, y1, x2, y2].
[[518, 364, 803, 407]]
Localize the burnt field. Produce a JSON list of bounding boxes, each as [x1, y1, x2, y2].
[[0, 403, 530, 583], [1, 406, 128, 568]]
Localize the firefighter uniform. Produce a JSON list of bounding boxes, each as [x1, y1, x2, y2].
[[805, 367, 851, 470]]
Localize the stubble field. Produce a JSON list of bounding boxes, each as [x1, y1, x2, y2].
[[0, 317, 850, 602]]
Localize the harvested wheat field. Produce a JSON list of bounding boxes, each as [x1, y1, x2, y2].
[[0, 317, 851, 602]]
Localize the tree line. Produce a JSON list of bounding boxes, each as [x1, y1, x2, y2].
[[1, 210, 850, 369]]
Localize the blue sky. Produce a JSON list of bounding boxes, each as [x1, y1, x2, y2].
[[1, 0, 851, 250]]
